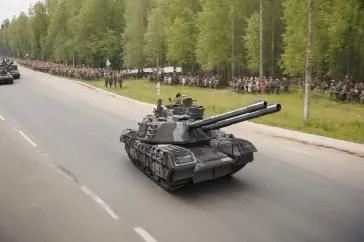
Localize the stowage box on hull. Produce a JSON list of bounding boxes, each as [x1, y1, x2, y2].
[[120, 94, 281, 192]]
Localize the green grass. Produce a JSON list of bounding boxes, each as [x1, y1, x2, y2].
[[88, 79, 364, 144]]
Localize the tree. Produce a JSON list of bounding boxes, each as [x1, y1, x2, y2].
[[74, 0, 124, 67], [195, 0, 230, 71], [164, 0, 201, 70], [28, 1, 49, 59], [123, 0, 150, 69], [259, 0, 264, 77], [45, 0, 68, 61], [281, 0, 308, 76], [243, 12, 260, 74], [327, 0, 362, 79], [304, 0, 313, 121], [143, 3, 166, 67]]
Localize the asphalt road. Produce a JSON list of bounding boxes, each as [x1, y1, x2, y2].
[[0, 67, 364, 242], [0, 99, 141, 242]]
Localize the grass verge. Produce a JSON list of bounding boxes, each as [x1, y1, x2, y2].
[[87, 79, 364, 144]]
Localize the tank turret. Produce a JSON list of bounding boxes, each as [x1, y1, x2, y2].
[[164, 93, 205, 120], [120, 94, 281, 192]]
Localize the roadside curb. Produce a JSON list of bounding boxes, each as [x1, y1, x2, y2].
[[241, 122, 364, 158], [74, 81, 155, 108], [19, 66, 364, 158]]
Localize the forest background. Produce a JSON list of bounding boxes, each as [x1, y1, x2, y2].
[[0, 0, 363, 82]]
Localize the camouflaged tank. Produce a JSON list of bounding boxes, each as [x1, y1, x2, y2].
[[120, 94, 281, 192]]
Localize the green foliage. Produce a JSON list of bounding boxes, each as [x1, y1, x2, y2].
[[280, 0, 364, 78], [123, 0, 150, 69], [243, 11, 260, 74], [45, 0, 68, 61], [28, 1, 49, 59], [281, 0, 307, 76], [0, 0, 363, 78], [143, 2, 166, 66], [195, 0, 231, 70], [164, 0, 201, 67]]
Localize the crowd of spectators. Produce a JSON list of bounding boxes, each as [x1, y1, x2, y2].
[[148, 71, 221, 88], [16, 59, 364, 104], [229, 76, 290, 94], [310, 78, 364, 103]]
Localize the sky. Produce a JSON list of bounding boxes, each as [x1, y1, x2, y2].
[[0, 0, 38, 23]]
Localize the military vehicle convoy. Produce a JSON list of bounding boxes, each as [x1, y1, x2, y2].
[[120, 94, 281, 192], [0, 68, 14, 85], [6, 63, 20, 79], [0, 57, 20, 80]]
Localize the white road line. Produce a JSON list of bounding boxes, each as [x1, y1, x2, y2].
[[18, 130, 38, 148], [134, 227, 158, 242], [80, 185, 119, 220], [0, 114, 5, 121]]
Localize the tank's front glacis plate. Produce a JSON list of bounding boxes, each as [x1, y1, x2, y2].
[[189, 146, 235, 183]]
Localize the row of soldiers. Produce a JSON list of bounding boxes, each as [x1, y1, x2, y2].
[[18, 60, 105, 80], [104, 71, 122, 88], [17, 59, 124, 88]]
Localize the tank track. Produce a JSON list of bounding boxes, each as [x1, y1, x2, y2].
[[123, 137, 186, 192], [122, 134, 254, 192]]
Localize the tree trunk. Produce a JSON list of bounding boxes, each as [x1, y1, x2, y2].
[[259, 0, 264, 77], [271, 16, 275, 78], [231, 4, 235, 81], [156, 53, 159, 82], [304, 0, 313, 121]]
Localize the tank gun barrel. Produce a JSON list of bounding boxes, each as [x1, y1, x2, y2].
[[201, 104, 281, 131], [187, 101, 267, 129]]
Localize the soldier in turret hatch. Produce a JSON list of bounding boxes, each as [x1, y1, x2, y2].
[[155, 98, 166, 117], [175, 92, 182, 105]]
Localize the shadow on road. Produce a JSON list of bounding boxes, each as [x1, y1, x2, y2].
[[173, 175, 254, 200]]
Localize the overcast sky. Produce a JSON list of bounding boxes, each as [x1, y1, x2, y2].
[[1, 0, 38, 23]]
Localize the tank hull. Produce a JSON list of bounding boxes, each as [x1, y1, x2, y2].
[[0, 75, 13, 85], [10, 72, 20, 79], [121, 129, 257, 192]]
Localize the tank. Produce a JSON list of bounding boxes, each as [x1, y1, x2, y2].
[[6, 63, 20, 79], [120, 94, 281, 192], [0, 67, 13, 85]]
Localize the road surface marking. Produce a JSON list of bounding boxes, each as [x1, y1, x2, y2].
[[18, 130, 38, 148], [0, 114, 5, 121], [80, 185, 119, 220], [134, 227, 158, 242]]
